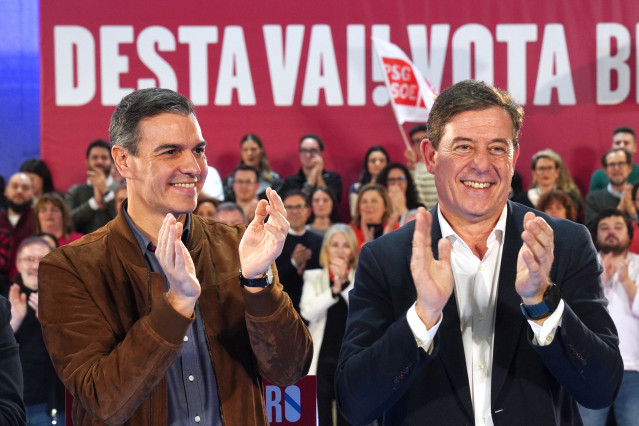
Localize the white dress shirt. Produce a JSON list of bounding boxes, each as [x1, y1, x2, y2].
[[599, 251, 639, 372], [407, 205, 564, 425]]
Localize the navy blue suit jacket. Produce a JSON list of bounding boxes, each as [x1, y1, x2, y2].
[[336, 202, 623, 426]]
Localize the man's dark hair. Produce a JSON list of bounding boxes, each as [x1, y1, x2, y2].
[[86, 139, 111, 159], [214, 202, 245, 222], [591, 208, 634, 247], [19, 158, 55, 193], [109, 88, 195, 156], [232, 164, 259, 182], [409, 124, 428, 139], [601, 148, 632, 167], [426, 80, 523, 149], [282, 189, 310, 206], [298, 134, 325, 152], [613, 126, 636, 140], [16, 236, 53, 258]]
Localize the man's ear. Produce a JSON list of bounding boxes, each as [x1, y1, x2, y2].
[[112, 145, 132, 179], [421, 139, 437, 174]]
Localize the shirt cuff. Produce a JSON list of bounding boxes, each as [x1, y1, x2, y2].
[[88, 197, 100, 210], [407, 302, 442, 354], [528, 299, 565, 346], [103, 190, 115, 203]]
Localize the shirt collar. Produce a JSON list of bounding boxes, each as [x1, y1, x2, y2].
[[437, 204, 508, 248], [122, 200, 191, 254], [606, 183, 625, 198]]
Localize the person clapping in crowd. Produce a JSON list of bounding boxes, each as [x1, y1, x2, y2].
[[300, 224, 358, 426], [348, 146, 389, 216], [306, 186, 340, 237], [376, 162, 422, 222], [350, 183, 397, 250]]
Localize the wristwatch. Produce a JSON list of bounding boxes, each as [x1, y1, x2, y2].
[[520, 283, 561, 320], [238, 269, 270, 288]]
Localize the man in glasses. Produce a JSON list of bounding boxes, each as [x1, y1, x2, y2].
[[275, 190, 322, 314], [229, 164, 260, 223], [590, 126, 639, 192], [279, 134, 343, 202], [585, 148, 635, 229]]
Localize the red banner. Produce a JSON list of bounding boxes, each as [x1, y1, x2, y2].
[[264, 376, 317, 425], [41, 1, 639, 203]]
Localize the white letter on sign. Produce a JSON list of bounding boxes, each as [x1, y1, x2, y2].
[[596, 23, 630, 105], [302, 25, 344, 106], [100, 26, 134, 106], [533, 24, 575, 105], [54, 26, 95, 106], [178, 26, 218, 106], [452, 24, 494, 85], [263, 25, 305, 106], [215, 26, 256, 105], [137, 26, 177, 92], [496, 24, 538, 105]]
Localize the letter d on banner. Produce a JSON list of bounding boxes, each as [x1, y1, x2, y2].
[[264, 376, 317, 425]]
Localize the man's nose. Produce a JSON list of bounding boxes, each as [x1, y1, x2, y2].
[[471, 148, 492, 171], [181, 151, 202, 175]]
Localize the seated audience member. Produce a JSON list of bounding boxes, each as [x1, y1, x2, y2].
[[537, 190, 578, 221], [200, 165, 225, 201], [514, 149, 582, 214], [307, 186, 340, 237], [0, 294, 26, 425], [580, 210, 639, 426], [223, 134, 283, 200], [193, 196, 219, 221], [8, 237, 64, 425], [405, 124, 438, 209], [349, 146, 389, 217], [280, 134, 343, 202], [300, 224, 358, 426], [0, 173, 35, 284], [35, 232, 58, 250], [114, 184, 127, 214], [585, 148, 635, 229], [350, 183, 398, 250], [213, 201, 246, 226], [376, 162, 423, 220], [275, 190, 323, 313], [228, 165, 260, 223], [65, 139, 120, 234], [35, 192, 83, 246], [590, 126, 639, 191], [19, 158, 56, 205]]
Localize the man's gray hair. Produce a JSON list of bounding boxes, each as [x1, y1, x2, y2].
[[109, 88, 195, 156]]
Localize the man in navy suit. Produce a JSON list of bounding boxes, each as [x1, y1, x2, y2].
[[335, 80, 623, 426]]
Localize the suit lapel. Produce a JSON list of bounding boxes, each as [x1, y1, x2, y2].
[[491, 202, 527, 401], [427, 208, 474, 419]]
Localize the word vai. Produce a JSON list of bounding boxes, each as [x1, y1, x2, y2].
[[53, 23, 633, 107]]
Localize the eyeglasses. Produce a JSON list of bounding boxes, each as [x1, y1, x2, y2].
[[387, 176, 407, 183], [284, 204, 307, 211], [605, 162, 629, 169], [233, 179, 257, 185], [368, 158, 386, 164], [411, 138, 423, 144], [19, 256, 44, 263], [299, 148, 320, 156]]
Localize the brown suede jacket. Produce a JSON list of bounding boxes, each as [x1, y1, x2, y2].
[[38, 212, 312, 425]]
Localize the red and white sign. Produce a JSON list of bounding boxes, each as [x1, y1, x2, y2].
[[40, 1, 639, 204]]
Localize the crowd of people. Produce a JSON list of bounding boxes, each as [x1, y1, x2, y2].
[[0, 84, 637, 425]]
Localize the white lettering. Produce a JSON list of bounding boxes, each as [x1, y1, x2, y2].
[[263, 25, 304, 106], [301, 25, 344, 106], [533, 24, 575, 105], [215, 26, 255, 106], [100, 26, 134, 106], [137, 26, 177, 92], [371, 25, 391, 106], [347, 25, 366, 106], [407, 24, 450, 93], [496, 24, 537, 104], [54, 26, 95, 106], [596, 23, 630, 105], [452, 24, 494, 84], [178, 26, 218, 105]]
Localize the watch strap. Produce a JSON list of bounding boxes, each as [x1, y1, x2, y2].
[[238, 269, 270, 288]]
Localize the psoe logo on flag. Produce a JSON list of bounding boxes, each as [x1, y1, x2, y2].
[[264, 376, 317, 425], [382, 57, 421, 107]]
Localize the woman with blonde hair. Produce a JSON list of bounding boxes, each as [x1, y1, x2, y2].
[[300, 224, 358, 426], [34, 192, 83, 246], [514, 149, 582, 215]]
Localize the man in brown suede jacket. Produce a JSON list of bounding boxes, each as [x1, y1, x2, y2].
[[38, 88, 312, 425]]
